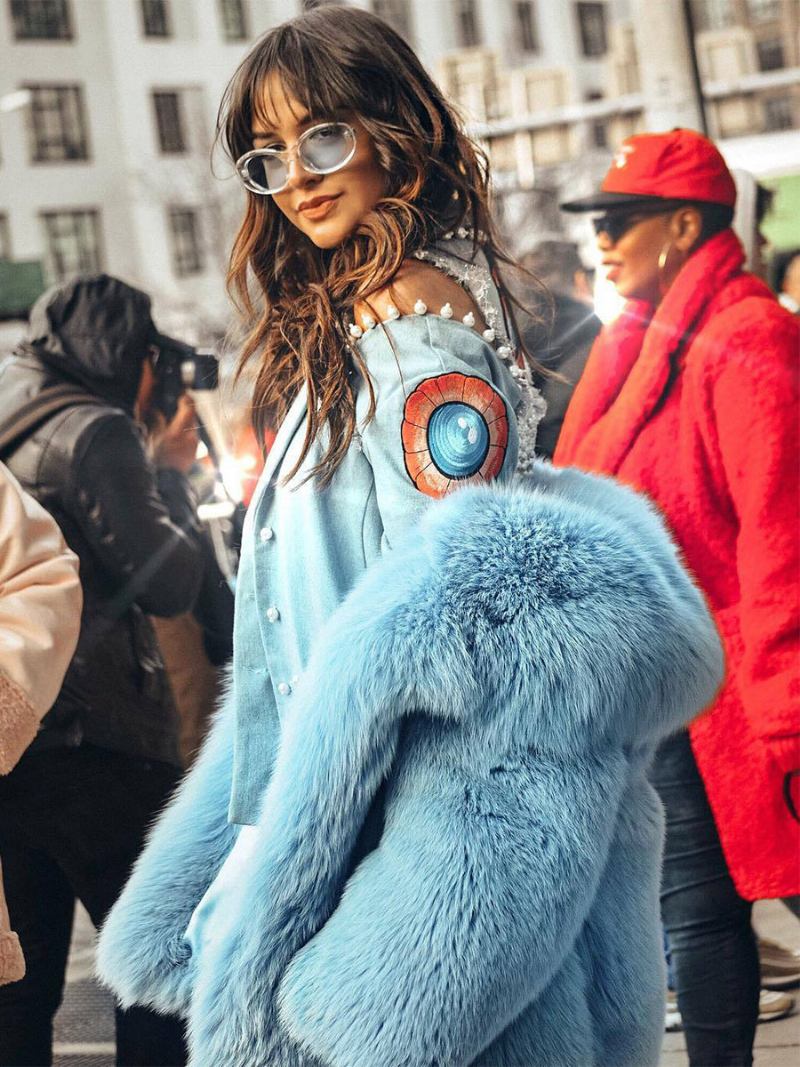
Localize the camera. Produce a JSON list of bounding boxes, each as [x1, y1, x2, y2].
[[151, 340, 219, 420]]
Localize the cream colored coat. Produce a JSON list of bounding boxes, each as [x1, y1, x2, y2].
[[0, 462, 82, 984]]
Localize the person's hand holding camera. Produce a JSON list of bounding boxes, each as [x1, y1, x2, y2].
[[150, 394, 200, 475]]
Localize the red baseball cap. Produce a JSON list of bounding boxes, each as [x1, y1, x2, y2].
[[561, 129, 737, 212]]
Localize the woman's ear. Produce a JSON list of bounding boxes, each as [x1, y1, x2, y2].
[[672, 206, 703, 253]]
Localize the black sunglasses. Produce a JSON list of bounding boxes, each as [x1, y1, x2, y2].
[[592, 208, 671, 244]]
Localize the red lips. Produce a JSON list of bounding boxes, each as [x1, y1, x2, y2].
[[297, 193, 342, 215]]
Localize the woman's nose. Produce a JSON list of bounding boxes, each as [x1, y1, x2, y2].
[[284, 153, 318, 190]]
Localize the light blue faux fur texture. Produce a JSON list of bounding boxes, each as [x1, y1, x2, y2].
[[97, 464, 723, 1067]]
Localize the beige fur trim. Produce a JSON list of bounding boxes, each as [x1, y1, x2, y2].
[[0, 931, 25, 985], [0, 671, 40, 775]]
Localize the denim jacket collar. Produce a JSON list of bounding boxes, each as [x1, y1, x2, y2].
[[253, 385, 308, 509]]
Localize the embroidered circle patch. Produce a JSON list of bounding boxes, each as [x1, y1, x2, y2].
[[402, 373, 509, 498]]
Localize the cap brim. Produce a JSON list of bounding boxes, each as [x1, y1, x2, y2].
[[149, 329, 195, 357], [560, 191, 674, 213]]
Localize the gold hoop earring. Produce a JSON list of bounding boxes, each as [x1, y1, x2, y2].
[[658, 241, 686, 297]]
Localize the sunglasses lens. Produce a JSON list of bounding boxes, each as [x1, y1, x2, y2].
[[300, 123, 355, 174], [242, 153, 288, 194], [593, 216, 618, 241]]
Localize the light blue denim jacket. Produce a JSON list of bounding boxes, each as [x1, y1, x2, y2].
[[229, 243, 522, 823]]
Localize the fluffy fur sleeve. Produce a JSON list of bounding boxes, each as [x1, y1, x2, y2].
[[185, 546, 478, 1064], [95, 686, 239, 1015]]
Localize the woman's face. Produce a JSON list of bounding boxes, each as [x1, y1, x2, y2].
[[595, 205, 704, 305], [596, 211, 673, 305], [251, 75, 386, 250]]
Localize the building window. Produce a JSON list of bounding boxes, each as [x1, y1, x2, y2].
[[576, 2, 607, 58], [41, 209, 102, 280], [690, 0, 736, 32], [455, 0, 480, 48], [591, 120, 608, 148], [515, 1, 539, 53], [756, 38, 785, 71], [763, 95, 793, 131], [10, 0, 72, 39], [0, 214, 11, 259], [26, 84, 89, 162], [746, 0, 780, 23], [219, 0, 248, 40], [141, 0, 171, 37], [152, 91, 186, 153], [372, 0, 412, 39], [168, 207, 204, 276]]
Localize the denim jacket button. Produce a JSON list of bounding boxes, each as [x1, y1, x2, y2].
[[266, 606, 280, 623], [259, 526, 274, 542], [277, 681, 291, 696]]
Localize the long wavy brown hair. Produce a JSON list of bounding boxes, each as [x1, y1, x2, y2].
[[219, 5, 540, 487]]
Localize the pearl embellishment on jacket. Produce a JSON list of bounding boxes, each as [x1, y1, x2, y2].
[[413, 300, 427, 315], [348, 323, 363, 339], [482, 328, 495, 342], [462, 311, 475, 328], [440, 303, 453, 319]]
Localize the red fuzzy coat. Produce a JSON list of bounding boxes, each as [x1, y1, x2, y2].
[[555, 229, 800, 901]]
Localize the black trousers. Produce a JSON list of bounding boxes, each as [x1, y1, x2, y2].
[[0, 744, 187, 1067], [651, 730, 760, 1067]]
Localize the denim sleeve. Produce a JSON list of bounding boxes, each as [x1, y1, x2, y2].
[[354, 315, 519, 552]]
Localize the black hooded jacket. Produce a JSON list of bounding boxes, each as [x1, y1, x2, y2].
[[0, 275, 204, 765]]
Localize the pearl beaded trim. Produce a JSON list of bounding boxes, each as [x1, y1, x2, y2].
[[351, 299, 491, 337]]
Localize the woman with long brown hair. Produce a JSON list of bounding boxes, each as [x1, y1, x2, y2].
[[210, 6, 545, 825], [96, 12, 727, 1067]]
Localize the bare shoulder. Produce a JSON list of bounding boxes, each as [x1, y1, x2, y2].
[[354, 259, 487, 332]]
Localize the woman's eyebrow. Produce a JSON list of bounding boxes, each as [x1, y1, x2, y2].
[[251, 111, 316, 141]]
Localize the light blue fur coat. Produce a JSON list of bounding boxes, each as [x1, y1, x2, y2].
[[97, 464, 723, 1066]]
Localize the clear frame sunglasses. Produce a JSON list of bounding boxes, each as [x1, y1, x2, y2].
[[236, 122, 357, 196]]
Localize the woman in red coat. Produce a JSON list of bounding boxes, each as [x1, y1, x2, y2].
[[557, 129, 799, 1067]]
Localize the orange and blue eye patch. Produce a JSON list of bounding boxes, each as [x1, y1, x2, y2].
[[402, 373, 509, 498]]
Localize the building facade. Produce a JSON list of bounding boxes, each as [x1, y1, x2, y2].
[[1, 0, 798, 322]]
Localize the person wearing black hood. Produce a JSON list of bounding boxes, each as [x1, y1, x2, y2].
[[0, 274, 203, 1065]]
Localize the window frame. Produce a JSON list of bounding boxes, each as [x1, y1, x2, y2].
[[455, 0, 481, 49], [152, 90, 187, 154], [756, 37, 786, 72], [575, 1, 608, 59], [40, 208, 103, 281], [763, 94, 794, 131], [141, 0, 171, 38], [690, 0, 736, 33], [218, 0, 248, 41], [167, 206, 205, 277], [25, 83, 90, 163], [514, 0, 539, 54], [746, 0, 781, 24], [9, 0, 72, 40], [371, 0, 412, 40]]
